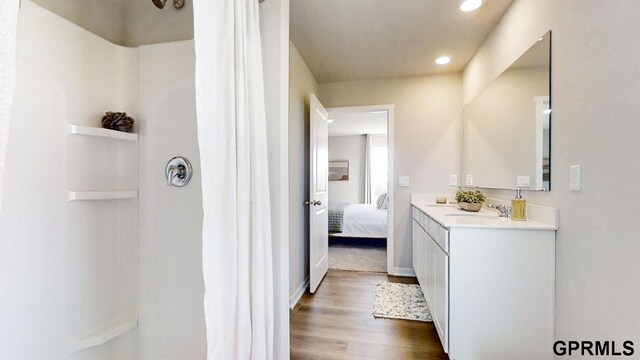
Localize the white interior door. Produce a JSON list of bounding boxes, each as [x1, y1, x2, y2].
[[309, 94, 329, 293]]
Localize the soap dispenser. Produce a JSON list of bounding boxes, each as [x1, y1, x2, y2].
[[511, 188, 526, 221]]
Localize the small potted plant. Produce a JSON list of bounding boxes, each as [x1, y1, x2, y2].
[[455, 190, 487, 212]]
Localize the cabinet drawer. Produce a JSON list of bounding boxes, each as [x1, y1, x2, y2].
[[412, 207, 429, 232], [412, 220, 419, 277], [427, 217, 439, 240], [422, 212, 429, 232], [412, 206, 420, 221], [437, 226, 449, 253]]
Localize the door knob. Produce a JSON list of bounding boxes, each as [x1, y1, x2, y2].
[[305, 200, 322, 206], [313, 200, 322, 206]]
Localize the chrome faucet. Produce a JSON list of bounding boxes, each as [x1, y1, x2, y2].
[[488, 204, 512, 218]]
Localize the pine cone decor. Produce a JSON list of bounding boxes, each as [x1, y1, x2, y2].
[[102, 112, 135, 133]]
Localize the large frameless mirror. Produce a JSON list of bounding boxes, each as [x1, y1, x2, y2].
[[463, 31, 551, 191]]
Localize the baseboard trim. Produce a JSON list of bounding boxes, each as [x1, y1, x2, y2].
[[289, 277, 309, 309], [388, 267, 416, 277]]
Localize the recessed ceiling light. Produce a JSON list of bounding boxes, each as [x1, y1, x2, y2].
[[327, 119, 334, 124], [459, 0, 482, 12], [435, 56, 451, 65]]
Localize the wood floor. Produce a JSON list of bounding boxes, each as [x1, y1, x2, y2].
[[290, 270, 449, 360]]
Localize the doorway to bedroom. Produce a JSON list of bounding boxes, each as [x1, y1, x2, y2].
[[326, 106, 391, 274]]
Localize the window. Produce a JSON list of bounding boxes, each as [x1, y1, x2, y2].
[[368, 135, 388, 201]]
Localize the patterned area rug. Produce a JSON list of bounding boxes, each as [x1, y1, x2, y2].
[[373, 282, 433, 322], [328, 245, 386, 273]]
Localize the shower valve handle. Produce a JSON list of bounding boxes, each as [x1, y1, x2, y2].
[[165, 156, 193, 187]]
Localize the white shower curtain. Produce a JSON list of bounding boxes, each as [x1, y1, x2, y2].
[[193, 0, 274, 359], [0, 0, 20, 212]]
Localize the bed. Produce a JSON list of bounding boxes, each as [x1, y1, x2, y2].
[[328, 203, 388, 238]]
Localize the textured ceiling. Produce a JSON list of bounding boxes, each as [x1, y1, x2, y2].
[[291, 0, 514, 83]]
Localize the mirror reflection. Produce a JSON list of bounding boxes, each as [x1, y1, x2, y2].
[[463, 31, 551, 191]]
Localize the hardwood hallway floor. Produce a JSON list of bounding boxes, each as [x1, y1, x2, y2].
[[290, 270, 449, 360]]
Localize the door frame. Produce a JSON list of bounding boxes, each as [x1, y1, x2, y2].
[[534, 96, 550, 191], [326, 104, 396, 274]]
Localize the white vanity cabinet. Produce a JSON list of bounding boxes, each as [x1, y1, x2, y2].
[[412, 207, 449, 352], [411, 200, 557, 360]]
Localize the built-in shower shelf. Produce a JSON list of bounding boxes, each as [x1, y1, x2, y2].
[[67, 124, 138, 142], [68, 316, 138, 355], [68, 190, 138, 202]]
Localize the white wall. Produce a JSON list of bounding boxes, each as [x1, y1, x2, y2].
[[328, 135, 366, 204], [463, 0, 640, 350], [0, 2, 139, 359], [138, 40, 206, 360], [288, 42, 317, 301], [319, 74, 462, 271]]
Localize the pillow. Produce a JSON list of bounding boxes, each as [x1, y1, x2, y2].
[[376, 193, 387, 209], [382, 194, 389, 209]]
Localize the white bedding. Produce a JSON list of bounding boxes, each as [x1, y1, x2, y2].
[[338, 204, 388, 238]]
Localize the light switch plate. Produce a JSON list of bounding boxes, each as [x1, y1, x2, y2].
[[449, 175, 458, 186], [465, 175, 474, 186], [399, 176, 410, 187], [517, 176, 531, 187], [570, 165, 582, 191]]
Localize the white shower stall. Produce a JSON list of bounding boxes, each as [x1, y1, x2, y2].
[[0, 1, 290, 359]]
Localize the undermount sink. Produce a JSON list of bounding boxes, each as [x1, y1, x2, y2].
[[445, 212, 500, 219]]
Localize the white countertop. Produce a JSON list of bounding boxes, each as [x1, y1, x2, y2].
[[411, 200, 558, 231]]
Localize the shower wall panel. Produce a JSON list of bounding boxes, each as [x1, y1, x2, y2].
[[138, 40, 206, 360], [0, 2, 139, 359]]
